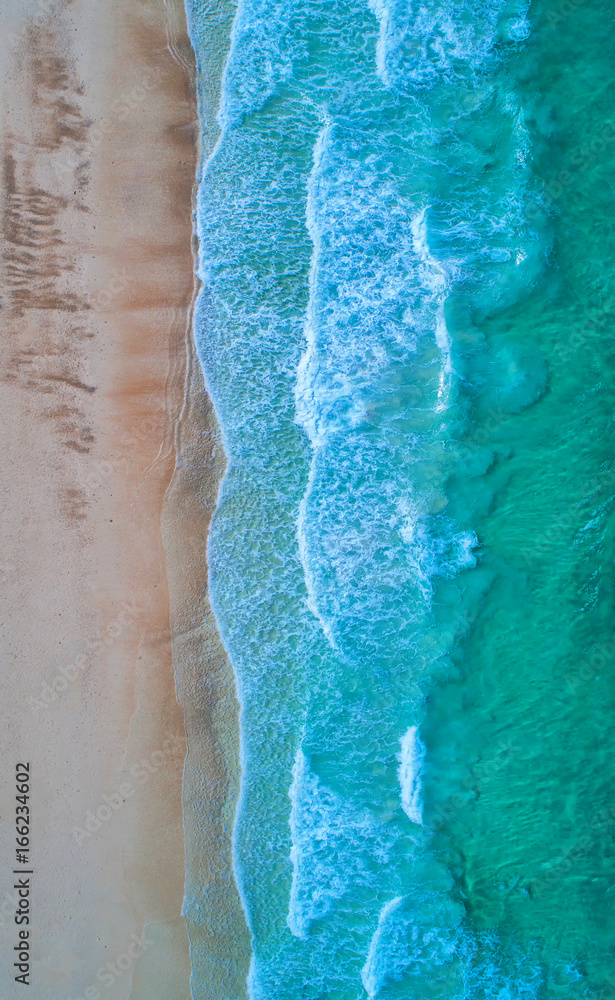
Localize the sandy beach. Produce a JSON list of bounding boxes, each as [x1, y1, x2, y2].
[[0, 0, 247, 996]]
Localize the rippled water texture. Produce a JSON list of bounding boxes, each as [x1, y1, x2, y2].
[[185, 0, 615, 995]]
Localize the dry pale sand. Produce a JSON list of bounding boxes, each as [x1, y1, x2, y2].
[[0, 0, 248, 997]]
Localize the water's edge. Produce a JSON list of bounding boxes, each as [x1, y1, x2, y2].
[[162, 2, 251, 996]]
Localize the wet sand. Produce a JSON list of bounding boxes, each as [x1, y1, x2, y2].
[[0, 0, 248, 996]]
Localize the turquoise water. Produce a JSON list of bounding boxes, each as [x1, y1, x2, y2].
[[185, 0, 615, 996]]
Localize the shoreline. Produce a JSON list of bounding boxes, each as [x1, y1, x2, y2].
[[0, 0, 247, 996], [164, 2, 252, 993]]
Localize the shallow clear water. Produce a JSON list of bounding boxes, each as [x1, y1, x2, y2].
[[185, 0, 615, 995]]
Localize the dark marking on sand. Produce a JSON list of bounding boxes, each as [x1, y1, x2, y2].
[[43, 374, 97, 393]]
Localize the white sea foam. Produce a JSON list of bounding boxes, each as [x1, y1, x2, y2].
[[367, 0, 519, 91], [217, 0, 299, 129], [503, 10, 531, 42], [410, 206, 453, 411], [367, 0, 393, 86], [294, 126, 477, 654], [294, 122, 335, 450], [361, 889, 463, 998], [361, 896, 404, 999], [190, 0, 543, 993], [294, 123, 344, 647], [398, 726, 425, 825], [288, 745, 389, 939], [287, 745, 347, 939], [296, 463, 338, 650]]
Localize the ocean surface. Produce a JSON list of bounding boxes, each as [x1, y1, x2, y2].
[[185, 0, 615, 996]]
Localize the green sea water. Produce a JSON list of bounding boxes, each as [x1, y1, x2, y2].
[[425, 1, 615, 992], [186, 0, 615, 995]]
